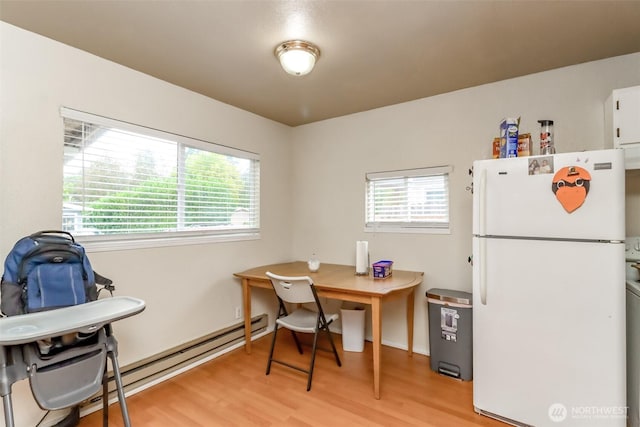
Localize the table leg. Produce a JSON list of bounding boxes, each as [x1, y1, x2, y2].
[[242, 278, 252, 354], [371, 297, 382, 399], [406, 288, 415, 356]]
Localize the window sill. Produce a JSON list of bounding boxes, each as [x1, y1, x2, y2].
[[364, 226, 450, 235], [78, 231, 260, 253]]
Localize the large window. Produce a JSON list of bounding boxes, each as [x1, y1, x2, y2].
[[365, 166, 451, 233], [62, 108, 260, 248]]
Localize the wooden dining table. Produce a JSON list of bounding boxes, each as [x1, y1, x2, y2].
[[233, 261, 424, 399]]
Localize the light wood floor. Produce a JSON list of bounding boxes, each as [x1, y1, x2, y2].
[[79, 332, 504, 426]]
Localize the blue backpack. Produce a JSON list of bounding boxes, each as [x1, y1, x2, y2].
[[1, 230, 105, 316]]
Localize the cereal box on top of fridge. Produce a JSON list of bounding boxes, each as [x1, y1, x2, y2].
[[499, 118, 519, 158]]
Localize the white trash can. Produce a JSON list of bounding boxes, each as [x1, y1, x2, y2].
[[340, 306, 365, 352]]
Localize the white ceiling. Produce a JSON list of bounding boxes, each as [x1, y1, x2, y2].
[[1, 0, 640, 127]]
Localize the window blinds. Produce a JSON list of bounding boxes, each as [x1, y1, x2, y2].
[[365, 166, 451, 230], [62, 108, 260, 238]]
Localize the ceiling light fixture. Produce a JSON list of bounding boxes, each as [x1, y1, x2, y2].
[[275, 40, 320, 76]]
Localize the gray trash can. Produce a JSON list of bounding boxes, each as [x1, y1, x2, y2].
[[426, 288, 473, 381]]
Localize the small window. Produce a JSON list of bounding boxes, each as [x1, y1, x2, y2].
[[365, 166, 451, 233], [62, 108, 260, 248]]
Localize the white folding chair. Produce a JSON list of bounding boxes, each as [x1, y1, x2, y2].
[[265, 272, 341, 391]]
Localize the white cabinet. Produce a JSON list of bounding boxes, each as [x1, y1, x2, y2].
[[606, 85, 640, 169]]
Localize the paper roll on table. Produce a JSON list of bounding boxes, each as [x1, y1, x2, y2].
[[356, 241, 369, 275]]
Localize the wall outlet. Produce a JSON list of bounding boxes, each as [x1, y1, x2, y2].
[[235, 306, 241, 319]]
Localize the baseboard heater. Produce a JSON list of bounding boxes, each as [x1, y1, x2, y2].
[[82, 313, 268, 409]]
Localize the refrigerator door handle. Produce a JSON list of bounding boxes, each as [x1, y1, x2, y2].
[[479, 168, 487, 236], [478, 168, 488, 305], [480, 237, 487, 305]]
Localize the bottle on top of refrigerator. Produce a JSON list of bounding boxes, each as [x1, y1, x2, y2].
[[538, 120, 555, 154]]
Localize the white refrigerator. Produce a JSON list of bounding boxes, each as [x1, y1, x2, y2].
[[472, 149, 626, 426]]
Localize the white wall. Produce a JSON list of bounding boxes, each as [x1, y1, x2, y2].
[[290, 53, 640, 352], [0, 22, 291, 426]]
